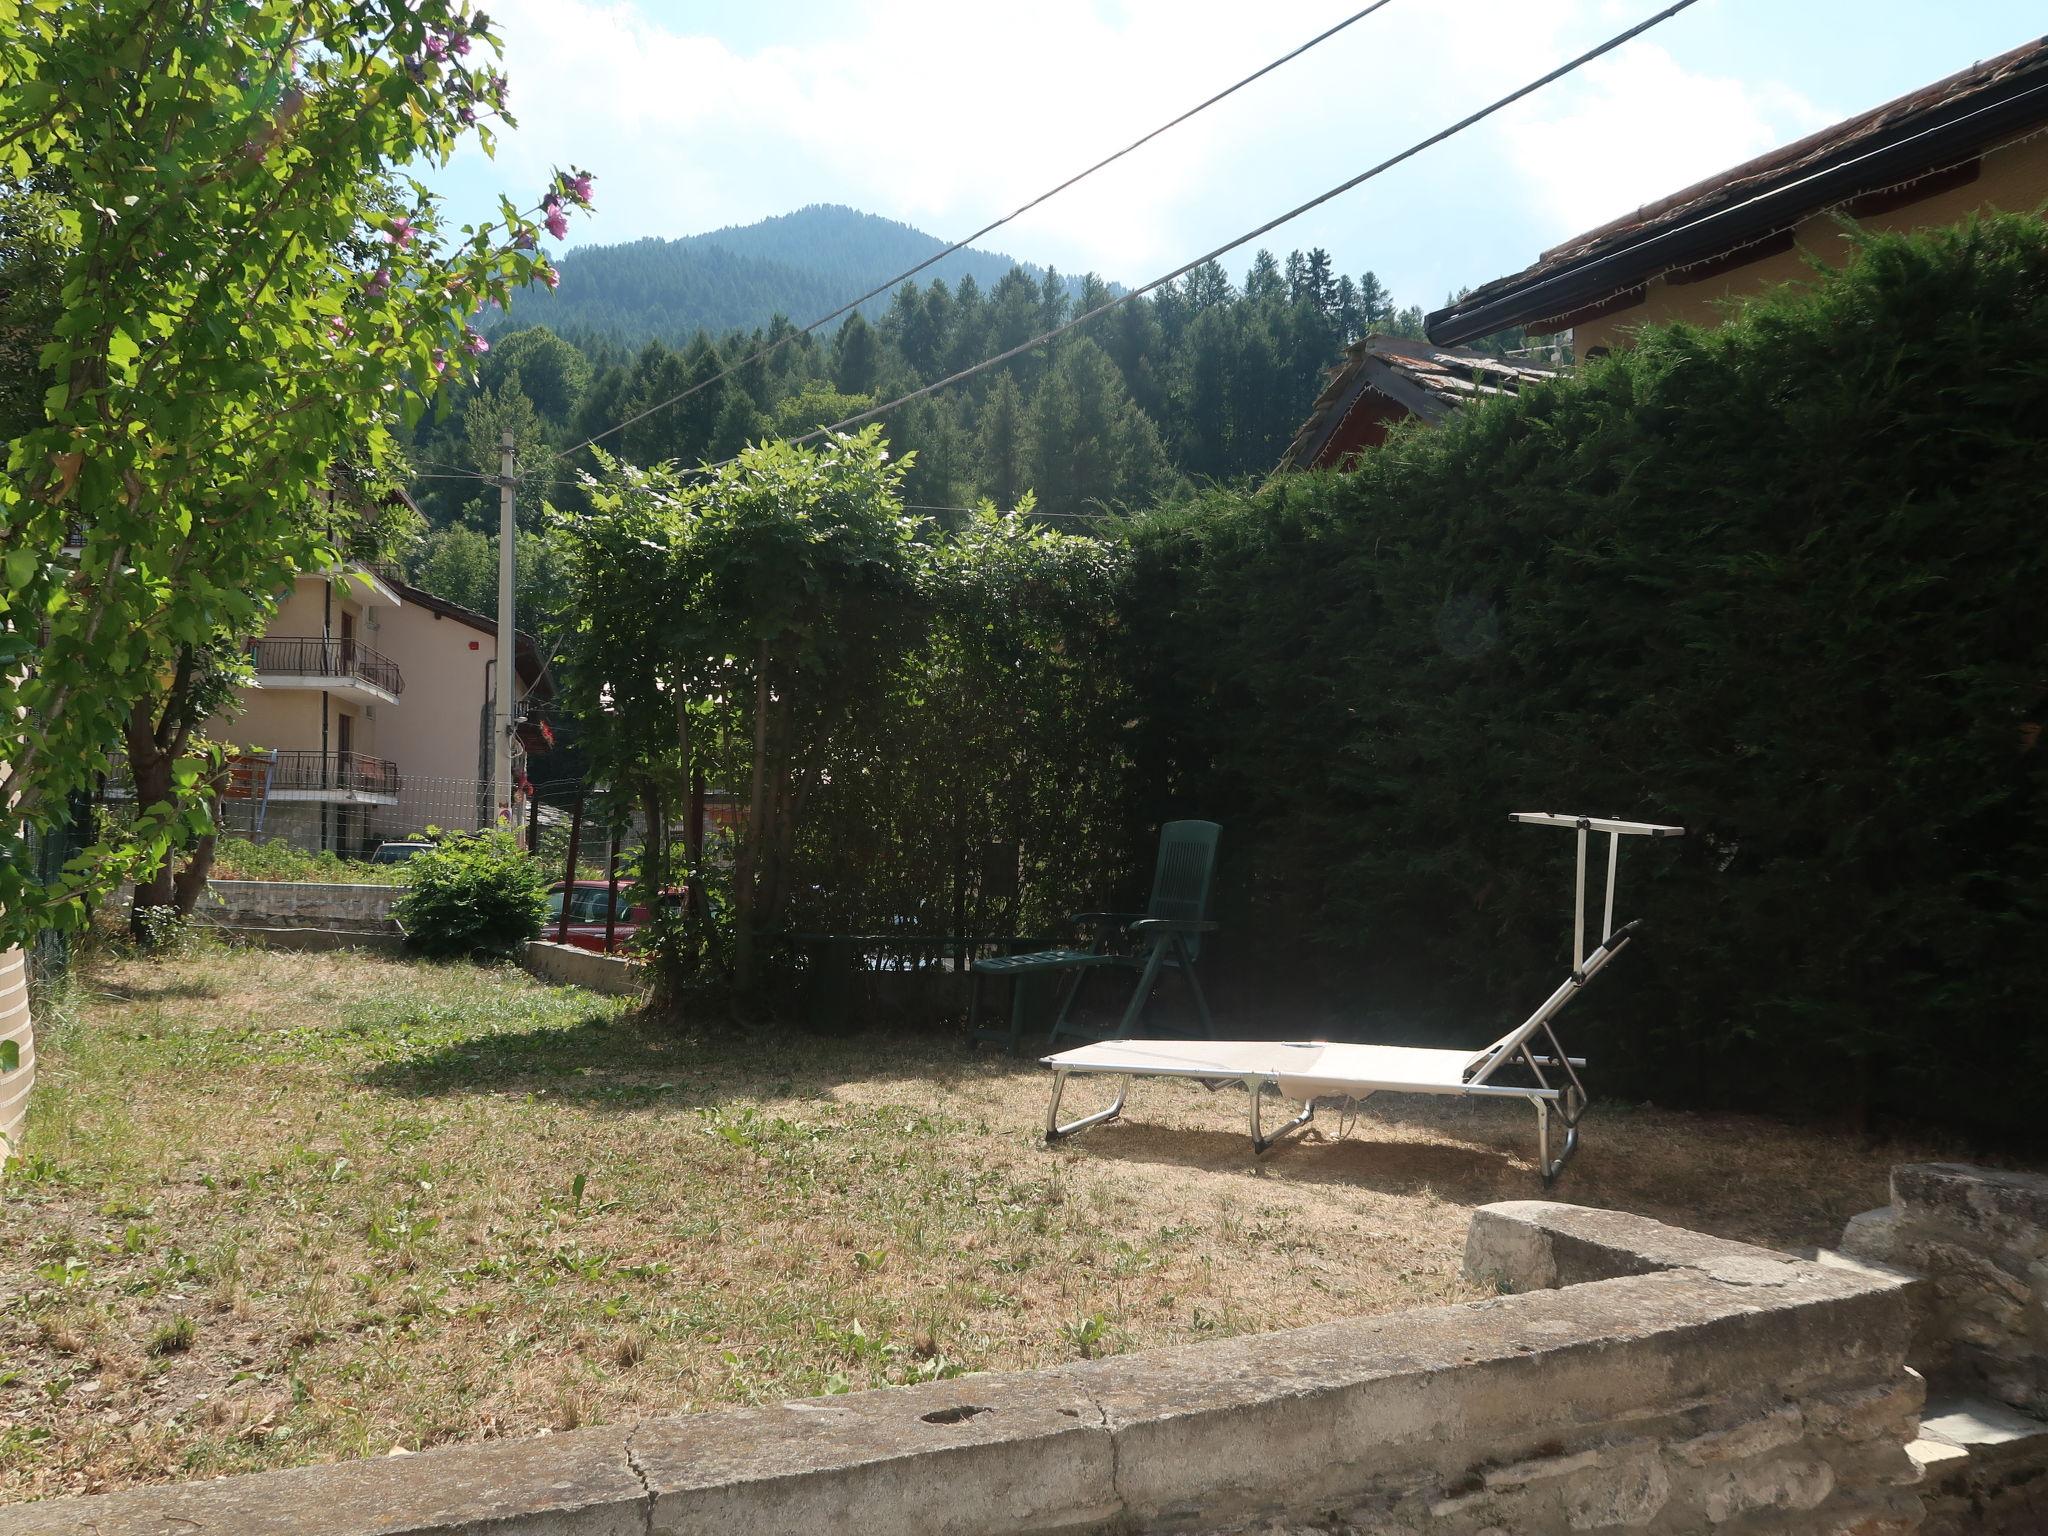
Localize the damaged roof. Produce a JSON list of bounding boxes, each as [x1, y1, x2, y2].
[[1428, 35, 2048, 345], [1280, 335, 1558, 472]]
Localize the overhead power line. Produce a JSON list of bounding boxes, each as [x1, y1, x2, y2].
[[558, 0, 1401, 461], [742, 0, 1703, 462]]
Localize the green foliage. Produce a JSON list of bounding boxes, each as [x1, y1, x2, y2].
[[1124, 216, 2048, 1142], [393, 831, 548, 960], [0, 0, 575, 947], [558, 432, 1141, 998]]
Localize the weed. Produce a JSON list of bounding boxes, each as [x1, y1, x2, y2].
[[149, 1316, 197, 1356]]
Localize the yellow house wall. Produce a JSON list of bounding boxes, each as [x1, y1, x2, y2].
[[1576, 131, 2048, 353], [373, 598, 503, 834], [205, 573, 378, 760]]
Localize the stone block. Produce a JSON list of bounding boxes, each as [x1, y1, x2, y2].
[[1698, 1454, 1836, 1524], [1841, 1207, 1902, 1267], [1806, 1372, 1926, 1444], [1561, 1448, 1672, 1530], [634, 1372, 1113, 1535], [1891, 1164, 2048, 1247], [1671, 1405, 1804, 1466], [0, 1424, 647, 1536]]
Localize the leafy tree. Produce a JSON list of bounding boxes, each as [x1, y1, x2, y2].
[[0, 0, 588, 946], [479, 327, 590, 425], [558, 430, 921, 995], [774, 382, 876, 440]]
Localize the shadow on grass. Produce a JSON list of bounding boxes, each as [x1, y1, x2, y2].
[[93, 978, 224, 1004], [357, 1012, 1026, 1108], [1059, 1115, 1529, 1204]]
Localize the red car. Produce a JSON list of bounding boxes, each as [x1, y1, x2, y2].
[[544, 881, 681, 954]]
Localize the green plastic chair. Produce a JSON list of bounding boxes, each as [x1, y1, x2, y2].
[[969, 820, 1220, 1053]]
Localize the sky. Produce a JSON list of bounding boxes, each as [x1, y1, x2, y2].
[[429, 0, 2046, 312]]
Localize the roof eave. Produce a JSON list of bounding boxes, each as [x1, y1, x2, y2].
[[1426, 67, 2048, 346]]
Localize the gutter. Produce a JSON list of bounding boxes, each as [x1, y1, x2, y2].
[[1427, 69, 2048, 346]]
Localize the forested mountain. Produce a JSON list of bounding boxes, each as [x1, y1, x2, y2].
[[512, 204, 1091, 346], [406, 233, 1482, 647]]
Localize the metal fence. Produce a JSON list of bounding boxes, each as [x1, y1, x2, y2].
[[215, 772, 514, 857], [244, 636, 404, 695]]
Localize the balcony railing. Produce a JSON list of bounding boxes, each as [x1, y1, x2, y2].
[[269, 750, 401, 797], [246, 636, 404, 696]]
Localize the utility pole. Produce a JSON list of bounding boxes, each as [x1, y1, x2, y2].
[[493, 429, 517, 827]]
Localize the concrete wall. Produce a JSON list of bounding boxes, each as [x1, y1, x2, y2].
[[523, 939, 649, 997], [0, 947, 30, 1166], [0, 1200, 1924, 1536], [198, 880, 402, 933], [1576, 131, 2048, 353]]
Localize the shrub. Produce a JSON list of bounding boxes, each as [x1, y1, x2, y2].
[[393, 831, 548, 960], [1123, 216, 2048, 1145]]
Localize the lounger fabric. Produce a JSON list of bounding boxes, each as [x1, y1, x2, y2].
[[1045, 1039, 1487, 1099]]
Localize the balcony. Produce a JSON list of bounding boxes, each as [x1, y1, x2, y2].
[[246, 636, 403, 704], [265, 750, 402, 806]]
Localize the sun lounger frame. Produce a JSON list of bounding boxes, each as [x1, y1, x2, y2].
[[1042, 812, 1682, 1183]]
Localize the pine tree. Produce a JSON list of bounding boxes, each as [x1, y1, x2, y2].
[[1305, 248, 1335, 317], [1244, 249, 1283, 302], [977, 372, 1028, 510], [834, 312, 880, 394], [1357, 270, 1395, 331]]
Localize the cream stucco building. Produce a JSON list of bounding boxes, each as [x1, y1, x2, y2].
[[209, 567, 549, 854]]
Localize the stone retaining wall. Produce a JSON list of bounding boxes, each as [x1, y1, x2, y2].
[[199, 879, 402, 933], [1841, 1162, 2048, 1417], [0, 1201, 1923, 1536]]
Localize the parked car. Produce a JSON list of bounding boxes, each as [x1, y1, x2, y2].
[[544, 880, 683, 953], [369, 840, 433, 865]]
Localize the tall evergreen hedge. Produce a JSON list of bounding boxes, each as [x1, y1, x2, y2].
[[1122, 216, 2048, 1143]]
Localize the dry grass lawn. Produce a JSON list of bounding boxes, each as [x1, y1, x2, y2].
[[1, 943, 1959, 1503]]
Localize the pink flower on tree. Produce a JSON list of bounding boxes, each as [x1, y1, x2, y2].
[[425, 35, 448, 59], [431, 348, 448, 376], [451, 31, 472, 56], [542, 266, 560, 290], [544, 201, 569, 240], [365, 267, 392, 298], [566, 171, 594, 206], [386, 216, 414, 248], [466, 329, 489, 355]]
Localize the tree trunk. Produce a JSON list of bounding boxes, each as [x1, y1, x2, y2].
[[170, 763, 231, 918], [125, 701, 178, 942], [733, 639, 774, 996]]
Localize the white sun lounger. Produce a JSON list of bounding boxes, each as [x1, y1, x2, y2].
[[1041, 812, 1683, 1182]]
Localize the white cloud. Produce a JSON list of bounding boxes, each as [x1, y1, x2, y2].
[[435, 1, 1842, 303], [1505, 43, 1835, 245]]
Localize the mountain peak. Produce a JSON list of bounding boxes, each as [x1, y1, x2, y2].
[[520, 207, 1082, 347]]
